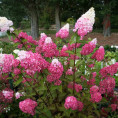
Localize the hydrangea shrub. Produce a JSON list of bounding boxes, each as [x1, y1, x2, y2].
[[0, 8, 118, 117]]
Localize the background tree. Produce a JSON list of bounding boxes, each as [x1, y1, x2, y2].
[[20, 0, 40, 39], [0, 0, 40, 39], [94, 0, 116, 37], [0, 0, 26, 28], [0, 0, 118, 38]]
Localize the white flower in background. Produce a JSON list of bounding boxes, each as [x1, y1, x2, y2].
[[0, 17, 13, 32], [109, 59, 116, 65]]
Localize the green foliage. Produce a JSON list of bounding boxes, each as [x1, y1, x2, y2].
[[20, 20, 30, 29], [0, 0, 26, 28], [104, 45, 116, 52], [67, 18, 75, 25], [0, 41, 16, 54]]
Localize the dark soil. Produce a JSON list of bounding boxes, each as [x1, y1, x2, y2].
[[48, 33, 118, 46]]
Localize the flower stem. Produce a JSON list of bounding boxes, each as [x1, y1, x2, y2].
[[73, 42, 77, 95], [23, 75, 48, 107]]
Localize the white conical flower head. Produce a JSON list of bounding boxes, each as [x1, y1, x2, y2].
[[62, 23, 69, 31], [52, 58, 59, 66], [82, 7, 95, 24], [45, 37, 53, 44], [90, 38, 97, 45]]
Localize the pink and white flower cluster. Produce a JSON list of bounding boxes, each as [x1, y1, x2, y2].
[[47, 59, 63, 85], [99, 77, 115, 95], [42, 37, 59, 57], [90, 85, 102, 103], [110, 104, 118, 111], [100, 62, 118, 78], [64, 96, 83, 111], [36, 33, 47, 53], [60, 45, 69, 57], [66, 67, 73, 75], [15, 92, 25, 99], [81, 38, 97, 55], [16, 51, 49, 76], [0, 54, 19, 74], [0, 17, 14, 32], [56, 23, 69, 39], [18, 32, 38, 45], [87, 72, 96, 85], [68, 82, 82, 93], [0, 88, 14, 105], [91, 46, 105, 61], [19, 99, 37, 115], [67, 43, 81, 51], [13, 32, 38, 49], [73, 7, 95, 40], [2, 89, 14, 101]]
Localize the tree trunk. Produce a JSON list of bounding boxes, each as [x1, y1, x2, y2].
[[103, 14, 111, 37], [55, 6, 61, 32], [103, 0, 111, 37], [30, 9, 39, 39]]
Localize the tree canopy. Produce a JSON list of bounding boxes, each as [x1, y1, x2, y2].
[[0, 0, 118, 37]]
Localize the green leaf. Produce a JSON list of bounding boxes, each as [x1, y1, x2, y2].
[[94, 110, 100, 117], [14, 78, 23, 87], [50, 85, 62, 93], [88, 115, 94, 118], [78, 40, 89, 44], [43, 108, 53, 118], [76, 48, 81, 57], [70, 34, 77, 44], [78, 113, 87, 118], [66, 50, 74, 54], [6, 77, 12, 80], [93, 103, 97, 109]]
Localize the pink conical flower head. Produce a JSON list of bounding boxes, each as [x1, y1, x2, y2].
[[56, 23, 69, 39], [73, 7, 95, 40]]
